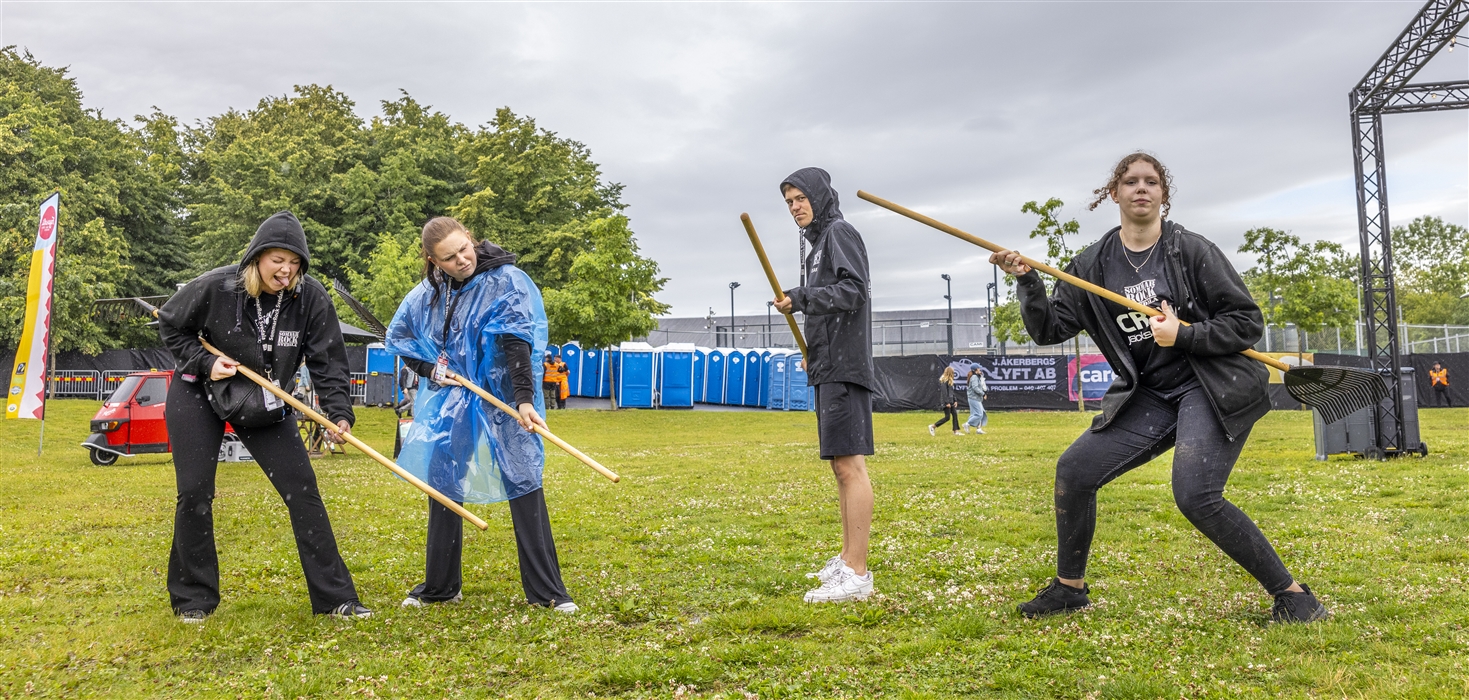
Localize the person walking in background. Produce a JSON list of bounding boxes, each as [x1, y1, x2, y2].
[[553, 353, 570, 409], [771, 166, 877, 604], [1429, 362, 1451, 407], [542, 352, 561, 409], [964, 366, 989, 434], [157, 210, 371, 622], [398, 361, 418, 417], [929, 366, 962, 436], [387, 216, 576, 614]]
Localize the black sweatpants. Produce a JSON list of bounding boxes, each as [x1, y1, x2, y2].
[[931, 403, 959, 432], [1433, 385, 1451, 407], [409, 488, 572, 606], [165, 378, 359, 614], [1052, 382, 1295, 595]]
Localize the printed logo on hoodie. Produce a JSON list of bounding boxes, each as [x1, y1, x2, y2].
[[277, 331, 300, 348]]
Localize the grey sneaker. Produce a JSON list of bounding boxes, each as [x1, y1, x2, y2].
[[178, 609, 210, 624], [327, 600, 373, 619], [1271, 583, 1329, 624], [401, 593, 462, 608]]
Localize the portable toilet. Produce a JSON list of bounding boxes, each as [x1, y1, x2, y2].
[[740, 350, 764, 406], [704, 348, 729, 405], [617, 342, 656, 408], [725, 349, 748, 406], [692, 348, 709, 403], [580, 347, 603, 397], [600, 349, 620, 399], [787, 356, 814, 411], [365, 343, 396, 406], [656, 343, 696, 408], [766, 352, 790, 409], [562, 342, 583, 396]]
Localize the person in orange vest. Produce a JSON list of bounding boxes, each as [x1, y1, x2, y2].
[[553, 353, 570, 409], [1429, 362, 1451, 407], [542, 352, 562, 409]]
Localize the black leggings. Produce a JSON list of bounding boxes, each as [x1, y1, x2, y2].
[[932, 403, 959, 431], [1053, 383, 1295, 595], [410, 488, 572, 606], [165, 378, 358, 614]]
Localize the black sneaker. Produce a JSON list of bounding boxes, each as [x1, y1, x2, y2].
[[327, 600, 374, 619], [1271, 583, 1328, 624], [1017, 578, 1091, 618], [177, 609, 210, 624]]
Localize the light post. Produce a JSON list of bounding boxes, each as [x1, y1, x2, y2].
[[1267, 287, 1282, 352], [985, 281, 997, 354], [728, 282, 740, 348], [941, 273, 953, 356], [766, 301, 774, 347]]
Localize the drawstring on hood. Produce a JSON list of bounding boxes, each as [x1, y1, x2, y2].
[[781, 167, 844, 241]]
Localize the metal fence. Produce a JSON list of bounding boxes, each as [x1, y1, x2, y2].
[[101, 370, 134, 399], [349, 372, 367, 403], [1262, 322, 1469, 356], [49, 370, 102, 399]]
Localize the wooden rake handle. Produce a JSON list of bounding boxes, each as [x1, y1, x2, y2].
[[446, 372, 621, 483], [855, 190, 1292, 373], [198, 339, 490, 531], [740, 213, 809, 358]]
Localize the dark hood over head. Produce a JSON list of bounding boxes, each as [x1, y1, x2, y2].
[[438, 239, 519, 291], [781, 167, 843, 237], [242, 210, 311, 274]]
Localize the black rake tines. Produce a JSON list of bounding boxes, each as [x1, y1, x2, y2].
[[1283, 366, 1389, 425], [331, 279, 388, 341]]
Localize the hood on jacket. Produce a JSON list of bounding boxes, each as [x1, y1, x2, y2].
[[241, 211, 311, 275], [780, 167, 843, 239]]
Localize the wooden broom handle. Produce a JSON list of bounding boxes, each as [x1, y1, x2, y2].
[[855, 191, 1292, 373], [740, 213, 809, 358], [198, 339, 490, 530], [446, 372, 620, 483]]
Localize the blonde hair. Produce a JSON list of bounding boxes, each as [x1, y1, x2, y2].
[[239, 250, 303, 297], [940, 367, 956, 386]]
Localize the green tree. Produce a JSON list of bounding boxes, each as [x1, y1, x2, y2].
[[1239, 227, 1357, 354], [1390, 216, 1469, 326], [541, 215, 669, 407], [991, 198, 1092, 348], [339, 231, 423, 328]]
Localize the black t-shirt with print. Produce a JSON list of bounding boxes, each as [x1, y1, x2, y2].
[[1099, 230, 1195, 393]]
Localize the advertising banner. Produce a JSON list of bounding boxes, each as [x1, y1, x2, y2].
[[1067, 353, 1115, 401], [7, 193, 61, 421]]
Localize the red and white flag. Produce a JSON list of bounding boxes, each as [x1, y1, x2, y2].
[[6, 193, 61, 420]]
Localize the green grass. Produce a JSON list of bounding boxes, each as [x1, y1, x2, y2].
[[2, 400, 1467, 698]]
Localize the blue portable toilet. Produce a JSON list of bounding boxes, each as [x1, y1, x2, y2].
[[725, 350, 748, 405], [580, 347, 603, 397], [656, 343, 695, 408], [600, 349, 620, 399], [692, 348, 709, 403], [787, 355, 814, 410], [562, 342, 583, 396], [704, 348, 730, 405], [616, 342, 656, 408], [761, 350, 789, 408], [766, 352, 790, 409], [740, 350, 763, 406]]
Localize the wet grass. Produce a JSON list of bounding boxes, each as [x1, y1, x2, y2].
[[1, 400, 1466, 698]]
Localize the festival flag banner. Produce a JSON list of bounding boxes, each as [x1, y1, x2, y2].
[[6, 193, 61, 421]]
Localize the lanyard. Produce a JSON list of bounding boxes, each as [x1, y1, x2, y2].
[[441, 286, 462, 347], [254, 294, 282, 379]]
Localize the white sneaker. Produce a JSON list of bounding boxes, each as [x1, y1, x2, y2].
[[401, 593, 462, 608], [928, 425, 936, 436], [806, 555, 847, 583], [803, 567, 874, 603], [554, 601, 579, 615], [975, 427, 986, 434]]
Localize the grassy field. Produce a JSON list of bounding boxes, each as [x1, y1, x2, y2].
[[1, 400, 1466, 698]]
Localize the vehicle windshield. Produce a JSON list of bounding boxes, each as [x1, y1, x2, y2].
[[105, 376, 142, 405]]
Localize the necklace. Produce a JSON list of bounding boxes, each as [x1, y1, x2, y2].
[[1123, 240, 1158, 274]]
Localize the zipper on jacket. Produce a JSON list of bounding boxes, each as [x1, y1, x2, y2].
[[1163, 229, 1235, 442]]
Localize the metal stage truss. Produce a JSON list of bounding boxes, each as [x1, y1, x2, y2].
[[1350, 0, 1468, 457]]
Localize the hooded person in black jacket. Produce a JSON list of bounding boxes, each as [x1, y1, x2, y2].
[[772, 167, 877, 604], [992, 153, 1327, 623], [157, 211, 370, 621]]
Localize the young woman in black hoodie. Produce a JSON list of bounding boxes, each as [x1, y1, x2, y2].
[[992, 153, 1327, 623], [157, 211, 370, 622]]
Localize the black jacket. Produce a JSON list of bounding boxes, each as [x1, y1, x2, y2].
[[1016, 221, 1269, 440], [781, 168, 876, 391], [158, 211, 355, 426]]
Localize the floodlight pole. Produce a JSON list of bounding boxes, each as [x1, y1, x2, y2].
[[729, 282, 740, 347], [941, 274, 953, 356], [1349, 0, 1468, 458]]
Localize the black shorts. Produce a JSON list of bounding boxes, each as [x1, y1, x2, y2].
[[815, 382, 875, 460]]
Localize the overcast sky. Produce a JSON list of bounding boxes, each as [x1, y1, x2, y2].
[[5, 1, 1467, 316]]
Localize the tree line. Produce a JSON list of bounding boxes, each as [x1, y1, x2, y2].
[[990, 200, 1468, 350], [0, 48, 668, 356]]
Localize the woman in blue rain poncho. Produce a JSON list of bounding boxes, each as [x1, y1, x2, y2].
[[386, 216, 576, 613]]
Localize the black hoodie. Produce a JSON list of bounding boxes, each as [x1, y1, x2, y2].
[[403, 240, 537, 406], [158, 211, 355, 426], [1016, 221, 1270, 440], [780, 167, 876, 391]]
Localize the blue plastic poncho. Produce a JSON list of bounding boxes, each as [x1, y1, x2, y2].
[[385, 266, 548, 504]]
